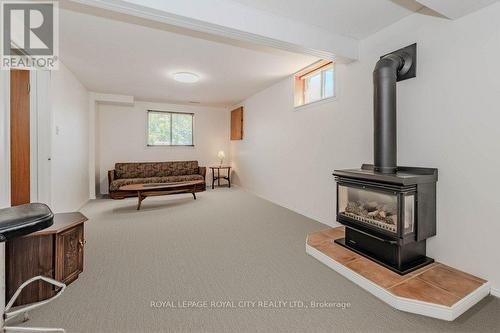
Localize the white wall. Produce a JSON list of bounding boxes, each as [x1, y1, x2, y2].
[[369, 4, 500, 292], [231, 4, 500, 289], [230, 62, 372, 224], [97, 101, 229, 194], [50, 63, 90, 212]]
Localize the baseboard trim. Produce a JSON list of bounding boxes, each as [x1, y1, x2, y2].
[[306, 242, 490, 321], [490, 287, 500, 298], [77, 199, 91, 211], [236, 186, 336, 226]]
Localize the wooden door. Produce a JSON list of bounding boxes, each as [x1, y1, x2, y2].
[[56, 225, 84, 284], [10, 69, 30, 206]]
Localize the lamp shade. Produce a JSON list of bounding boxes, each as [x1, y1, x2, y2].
[[217, 151, 225, 160]]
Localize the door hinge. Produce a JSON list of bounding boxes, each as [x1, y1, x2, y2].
[[27, 83, 30, 93]]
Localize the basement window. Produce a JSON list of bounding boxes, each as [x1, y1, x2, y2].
[[294, 60, 334, 107], [147, 110, 194, 146]]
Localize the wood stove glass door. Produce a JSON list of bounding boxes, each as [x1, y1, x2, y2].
[[338, 185, 398, 233]]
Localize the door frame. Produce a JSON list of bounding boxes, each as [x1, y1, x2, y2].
[[0, 70, 52, 208], [29, 71, 52, 205], [0, 70, 11, 208], [30, 72, 38, 202]]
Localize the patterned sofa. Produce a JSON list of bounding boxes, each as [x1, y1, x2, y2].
[[108, 161, 206, 199]]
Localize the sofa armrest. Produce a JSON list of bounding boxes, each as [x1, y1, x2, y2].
[[198, 166, 206, 179], [108, 170, 116, 192]]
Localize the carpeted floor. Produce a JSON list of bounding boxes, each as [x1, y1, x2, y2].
[[18, 187, 500, 332]]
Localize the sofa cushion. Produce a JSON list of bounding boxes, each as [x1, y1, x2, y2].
[[115, 161, 199, 179], [110, 175, 204, 192]]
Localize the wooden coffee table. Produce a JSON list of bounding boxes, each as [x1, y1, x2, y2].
[[119, 180, 205, 210]]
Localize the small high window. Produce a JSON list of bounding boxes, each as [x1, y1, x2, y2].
[[294, 60, 334, 107], [147, 110, 194, 146]]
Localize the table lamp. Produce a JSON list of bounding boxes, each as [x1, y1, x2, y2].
[[217, 150, 225, 167]]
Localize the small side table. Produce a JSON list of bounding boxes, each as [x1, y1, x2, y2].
[[6, 212, 87, 306], [210, 166, 231, 189]]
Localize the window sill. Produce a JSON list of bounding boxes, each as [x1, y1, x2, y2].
[[294, 96, 337, 111], [146, 145, 195, 148]]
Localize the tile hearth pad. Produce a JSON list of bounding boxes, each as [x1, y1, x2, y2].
[[306, 227, 490, 320]]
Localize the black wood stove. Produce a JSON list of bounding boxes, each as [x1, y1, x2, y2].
[[333, 44, 438, 275]]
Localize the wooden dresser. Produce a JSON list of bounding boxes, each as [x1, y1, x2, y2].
[[6, 212, 87, 306]]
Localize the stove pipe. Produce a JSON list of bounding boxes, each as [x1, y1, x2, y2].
[[373, 51, 412, 174]]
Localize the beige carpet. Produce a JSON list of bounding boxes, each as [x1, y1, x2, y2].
[[17, 187, 500, 332]]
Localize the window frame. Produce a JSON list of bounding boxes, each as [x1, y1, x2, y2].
[[294, 60, 335, 108], [146, 109, 195, 147]]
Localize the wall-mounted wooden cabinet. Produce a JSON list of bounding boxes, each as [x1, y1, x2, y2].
[[231, 107, 243, 140]]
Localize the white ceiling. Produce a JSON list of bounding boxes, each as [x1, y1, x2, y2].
[[59, 7, 319, 107], [61, 0, 498, 107], [231, 0, 424, 39], [416, 0, 500, 19]]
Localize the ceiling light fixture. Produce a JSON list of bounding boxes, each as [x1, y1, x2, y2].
[[173, 72, 199, 83]]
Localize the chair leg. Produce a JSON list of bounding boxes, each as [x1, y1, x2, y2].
[[4, 326, 65, 332], [3, 276, 67, 333]]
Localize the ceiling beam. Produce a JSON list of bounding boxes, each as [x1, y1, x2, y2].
[[416, 0, 500, 19], [91, 93, 134, 106], [68, 0, 359, 62]]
